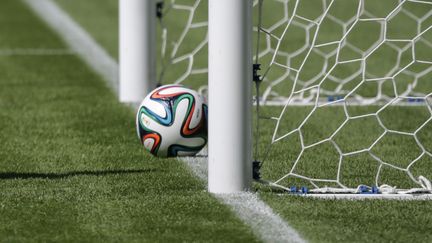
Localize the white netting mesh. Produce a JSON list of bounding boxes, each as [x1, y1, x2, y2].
[[256, 0, 432, 194], [255, 0, 432, 105], [159, 0, 432, 194], [157, 0, 208, 93]]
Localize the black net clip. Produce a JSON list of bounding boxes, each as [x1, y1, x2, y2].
[[156, 2, 164, 19], [253, 64, 261, 83], [253, 160, 262, 181]]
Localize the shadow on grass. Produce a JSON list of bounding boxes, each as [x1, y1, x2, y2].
[[0, 169, 159, 180]]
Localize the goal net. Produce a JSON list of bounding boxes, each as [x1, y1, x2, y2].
[[158, 0, 432, 195]]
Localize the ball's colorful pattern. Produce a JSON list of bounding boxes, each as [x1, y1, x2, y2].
[[136, 85, 207, 157]]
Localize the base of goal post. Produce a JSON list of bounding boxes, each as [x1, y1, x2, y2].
[[272, 187, 432, 200], [259, 179, 432, 200], [298, 193, 432, 200]]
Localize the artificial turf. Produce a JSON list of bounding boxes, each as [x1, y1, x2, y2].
[[37, 0, 432, 242], [0, 1, 259, 242]]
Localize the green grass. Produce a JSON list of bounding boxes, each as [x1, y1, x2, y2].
[[260, 194, 432, 243], [0, 1, 258, 242], [14, 0, 432, 242], [54, 0, 119, 59]]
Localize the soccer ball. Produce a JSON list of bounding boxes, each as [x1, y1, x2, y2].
[[136, 84, 207, 157]]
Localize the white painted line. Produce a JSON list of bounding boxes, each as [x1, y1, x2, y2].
[[181, 148, 208, 182], [22, 0, 119, 93], [183, 148, 306, 243], [24, 1, 307, 242], [217, 192, 306, 243]]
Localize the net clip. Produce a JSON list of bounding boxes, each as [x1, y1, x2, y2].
[[253, 64, 261, 83], [156, 1, 164, 19], [253, 160, 262, 180]]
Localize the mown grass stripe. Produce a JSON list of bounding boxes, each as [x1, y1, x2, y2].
[[22, 0, 306, 242], [0, 48, 75, 56], [0, 0, 258, 241], [23, 0, 118, 93]]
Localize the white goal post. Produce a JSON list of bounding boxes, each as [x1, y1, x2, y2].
[[208, 0, 253, 193], [119, 0, 253, 193], [119, 0, 157, 103]]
